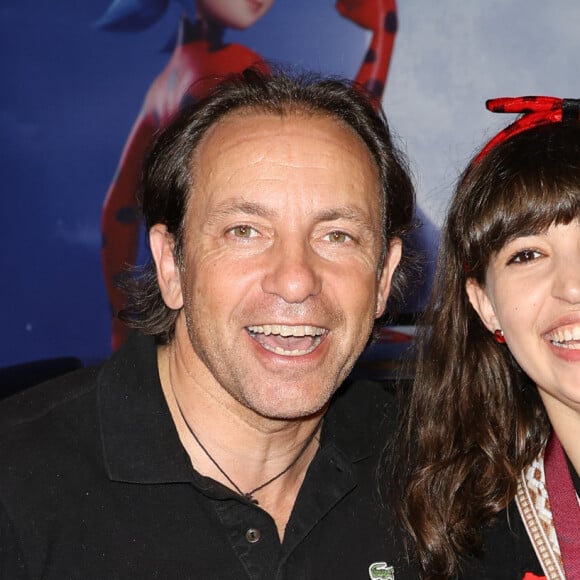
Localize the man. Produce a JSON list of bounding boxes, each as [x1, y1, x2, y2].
[[0, 68, 416, 578]]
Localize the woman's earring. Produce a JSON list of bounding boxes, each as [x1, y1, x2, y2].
[[494, 329, 506, 344]]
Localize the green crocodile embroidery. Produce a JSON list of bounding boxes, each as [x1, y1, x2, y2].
[[368, 561, 395, 579]]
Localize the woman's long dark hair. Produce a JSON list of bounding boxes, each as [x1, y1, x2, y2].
[[389, 120, 580, 578]]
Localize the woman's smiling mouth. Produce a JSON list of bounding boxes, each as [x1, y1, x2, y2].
[[547, 325, 580, 349]]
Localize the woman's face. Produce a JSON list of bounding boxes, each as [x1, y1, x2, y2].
[[196, 0, 274, 29], [466, 220, 580, 420]]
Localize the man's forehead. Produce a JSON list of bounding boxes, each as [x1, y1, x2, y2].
[[190, 112, 377, 186], [183, 110, 382, 228], [194, 108, 372, 161]]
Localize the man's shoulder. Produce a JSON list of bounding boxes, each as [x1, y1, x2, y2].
[[331, 377, 399, 420], [325, 377, 401, 452], [0, 333, 156, 439], [0, 366, 105, 518], [0, 364, 100, 439]]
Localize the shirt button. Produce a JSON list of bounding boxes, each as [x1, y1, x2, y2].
[[245, 528, 261, 543]]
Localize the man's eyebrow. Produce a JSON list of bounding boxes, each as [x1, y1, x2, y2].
[[205, 200, 277, 224], [205, 201, 376, 231], [313, 206, 375, 229]]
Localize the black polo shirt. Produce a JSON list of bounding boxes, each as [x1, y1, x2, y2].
[[0, 333, 415, 579]]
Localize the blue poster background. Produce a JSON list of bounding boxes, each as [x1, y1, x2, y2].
[[2, 0, 403, 367], [2, 0, 579, 372]]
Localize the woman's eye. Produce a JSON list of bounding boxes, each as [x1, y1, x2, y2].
[[325, 231, 351, 243], [229, 225, 257, 238], [509, 249, 542, 264]]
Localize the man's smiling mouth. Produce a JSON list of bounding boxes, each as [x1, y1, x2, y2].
[[246, 324, 327, 356]]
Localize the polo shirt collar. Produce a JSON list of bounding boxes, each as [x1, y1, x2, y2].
[[98, 333, 194, 484], [98, 333, 381, 485]]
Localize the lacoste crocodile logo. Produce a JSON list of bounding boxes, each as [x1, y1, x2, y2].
[[368, 561, 395, 579]]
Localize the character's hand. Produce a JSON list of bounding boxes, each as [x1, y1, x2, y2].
[[336, 0, 395, 31]]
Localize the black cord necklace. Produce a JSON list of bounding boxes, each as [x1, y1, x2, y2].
[[174, 395, 323, 505]]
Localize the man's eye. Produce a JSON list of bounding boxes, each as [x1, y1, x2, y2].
[[229, 225, 257, 238], [509, 249, 542, 264], [325, 231, 351, 243]]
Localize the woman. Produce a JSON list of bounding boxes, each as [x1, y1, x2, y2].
[[393, 96, 580, 579]]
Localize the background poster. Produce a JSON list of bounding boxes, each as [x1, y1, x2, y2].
[[1, 0, 579, 372]]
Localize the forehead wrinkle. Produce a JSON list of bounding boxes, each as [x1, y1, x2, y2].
[[203, 199, 278, 226]]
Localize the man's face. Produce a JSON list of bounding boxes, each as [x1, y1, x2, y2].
[[152, 111, 400, 421]]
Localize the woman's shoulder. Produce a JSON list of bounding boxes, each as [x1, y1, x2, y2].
[[459, 500, 544, 580]]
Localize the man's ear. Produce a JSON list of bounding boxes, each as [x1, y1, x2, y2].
[[149, 224, 184, 310], [375, 238, 402, 319], [465, 278, 498, 332]]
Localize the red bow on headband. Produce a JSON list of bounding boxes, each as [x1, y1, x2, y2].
[[474, 95, 580, 163]]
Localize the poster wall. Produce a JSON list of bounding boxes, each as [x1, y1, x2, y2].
[[1, 0, 579, 371]]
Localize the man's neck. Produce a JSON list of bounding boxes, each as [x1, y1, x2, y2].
[[157, 343, 325, 540]]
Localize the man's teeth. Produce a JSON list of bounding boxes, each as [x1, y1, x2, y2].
[[549, 325, 580, 348], [267, 345, 318, 356], [247, 324, 326, 337], [246, 324, 326, 356]]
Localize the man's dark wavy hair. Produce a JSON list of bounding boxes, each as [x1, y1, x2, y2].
[[119, 66, 416, 343]]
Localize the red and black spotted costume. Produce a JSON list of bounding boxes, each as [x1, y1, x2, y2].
[[101, 0, 398, 351]]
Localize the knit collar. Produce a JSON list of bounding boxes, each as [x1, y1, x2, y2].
[[98, 333, 382, 484]]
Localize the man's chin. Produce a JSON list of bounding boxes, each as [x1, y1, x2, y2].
[[239, 383, 336, 422]]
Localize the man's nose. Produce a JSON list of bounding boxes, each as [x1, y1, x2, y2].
[[261, 239, 323, 303]]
